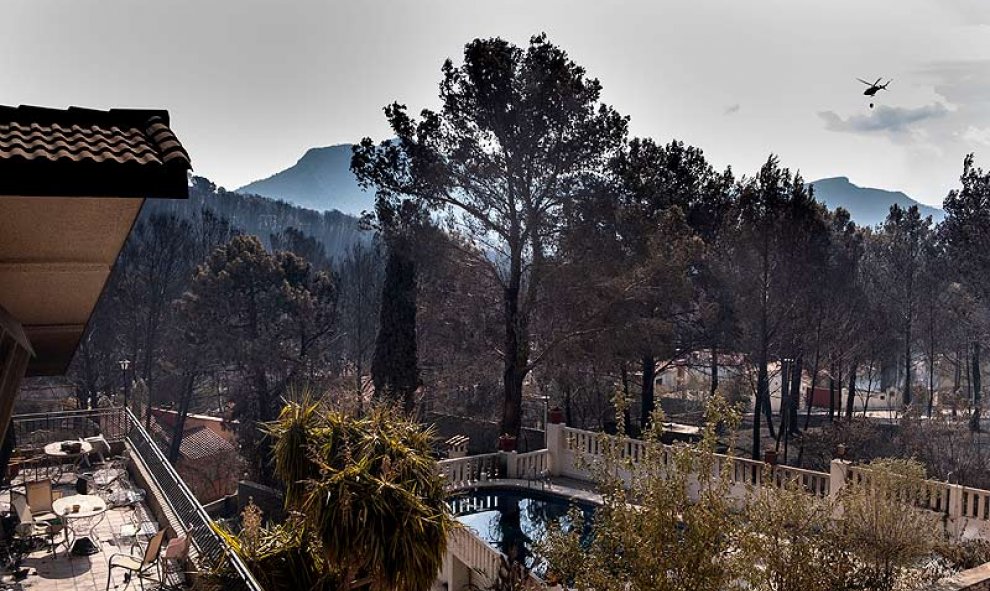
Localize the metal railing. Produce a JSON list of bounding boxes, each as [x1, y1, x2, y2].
[[12, 407, 131, 450], [11, 407, 263, 591]]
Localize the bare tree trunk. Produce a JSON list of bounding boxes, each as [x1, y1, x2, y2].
[[835, 364, 843, 422], [775, 359, 789, 453], [754, 358, 767, 461], [846, 361, 857, 419], [966, 348, 973, 410], [621, 364, 633, 435], [167, 373, 195, 463], [710, 346, 719, 397], [927, 355, 936, 418], [953, 349, 962, 417], [753, 234, 775, 460], [971, 342, 982, 432], [803, 319, 823, 430], [903, 318, 913, 406], [927, 300, 936, 418], [789, 354, 802, 434], [144, 374, 156, 431], [501, 276, 527, 438], [640, 356, 656, 430], [828, 360, 837, 422], [563, 382, 573, 426], [753, 350, 776, 459]]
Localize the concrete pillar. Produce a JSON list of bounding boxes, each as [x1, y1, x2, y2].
[[829, 459, 850, 503], [501, 451, 519, 479], [829, 459, 851, 519], [446, 435, 469, 459], [546, 422, 563, 477], [948, 483, 965, 537]]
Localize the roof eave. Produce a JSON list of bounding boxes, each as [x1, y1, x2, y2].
[[0, 159, 189, 199]]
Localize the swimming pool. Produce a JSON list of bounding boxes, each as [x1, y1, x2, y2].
[[449, 486, 596, 574]]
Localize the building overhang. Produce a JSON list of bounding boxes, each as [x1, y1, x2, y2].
[[0, 105, 191, 376], [0, 195, 146, 375]]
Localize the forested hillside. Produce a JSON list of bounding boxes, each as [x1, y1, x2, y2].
[[67, 176, 382, 467], [150, 176, 368, 259]]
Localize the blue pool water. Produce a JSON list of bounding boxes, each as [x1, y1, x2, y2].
[[449, 487, 596, 573]]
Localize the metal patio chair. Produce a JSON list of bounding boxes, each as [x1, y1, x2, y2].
[[106, 528, 166, 591]]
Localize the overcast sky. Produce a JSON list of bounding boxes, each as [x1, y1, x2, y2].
[[3, 0, 989, 206]]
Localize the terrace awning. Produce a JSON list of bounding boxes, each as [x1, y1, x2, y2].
[[0, 105, 191, 377], [0, 105, 190, 443]]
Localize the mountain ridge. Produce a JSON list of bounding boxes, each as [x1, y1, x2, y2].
[[807, 176, 944, 227], [236, 144, 372, 215], [149, 175, 369, 261], [237, 143, 944, 228]]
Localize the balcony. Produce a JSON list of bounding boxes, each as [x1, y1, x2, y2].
[[4, 407, 261, 591]]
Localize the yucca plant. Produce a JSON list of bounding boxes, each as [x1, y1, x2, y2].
[[211, 508, 341, 591], [215, 393, 454, 591]]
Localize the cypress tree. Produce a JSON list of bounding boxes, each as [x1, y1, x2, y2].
[[371, 238, 420, 413]]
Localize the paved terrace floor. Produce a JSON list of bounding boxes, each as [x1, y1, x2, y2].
[[0, 471, 185, 591]]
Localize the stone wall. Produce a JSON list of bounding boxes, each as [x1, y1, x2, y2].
[[928, 564, 990, 590]]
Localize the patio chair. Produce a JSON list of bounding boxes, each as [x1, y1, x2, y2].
[[109, 449, 130, 472], [24, 479, 60, 522], [84, 435, 111, 467], [160, 535, 191, 587], [90, 466, 125, 501], [115, 506, 158, 554], [10, 492, 63, 557], [9, 454, 47, 484], [107, 528, 166, 591]]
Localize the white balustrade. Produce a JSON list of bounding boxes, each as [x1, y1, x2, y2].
[[438, 423, 990, 591], [448, 526, 503, 587], [439, 453, 500, 490], [512, 449, 550, 480]]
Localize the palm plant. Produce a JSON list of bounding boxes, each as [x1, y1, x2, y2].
[[217, 393, 454, 591], [214, 508, 341, 591]]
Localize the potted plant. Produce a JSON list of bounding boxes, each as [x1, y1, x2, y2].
[[497, 434, 517, 452], [548, 407, 565, 425]]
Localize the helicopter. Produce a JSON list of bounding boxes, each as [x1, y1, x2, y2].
[[857, 77, 892, 108]]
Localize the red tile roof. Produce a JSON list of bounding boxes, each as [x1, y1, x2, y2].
[[179, 426, 235, 461], [148, 417, 235, 461], [0, 105, 190, 198]]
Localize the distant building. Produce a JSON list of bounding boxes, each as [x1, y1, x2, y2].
[[151, 407, 237, 445], [149, 410, 241, 503]]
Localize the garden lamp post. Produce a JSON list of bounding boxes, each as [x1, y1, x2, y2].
[[118, 359, 131, 411]]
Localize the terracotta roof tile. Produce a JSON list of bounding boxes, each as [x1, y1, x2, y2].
[[147, 418, 235, 461], [179, 427, 235, 461], [0, 105, 191, 198]]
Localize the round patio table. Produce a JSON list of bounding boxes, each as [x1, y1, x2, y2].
[[43, 441, 93, 482], [53, 494, 107, 556]]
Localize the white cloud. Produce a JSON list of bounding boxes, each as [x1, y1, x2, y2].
[[819, 103, 949, 138], [961, 126, 990, 146]]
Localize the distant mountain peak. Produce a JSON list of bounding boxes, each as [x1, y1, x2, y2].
[[807, 176, 943, 227], [240, 146, 942, 229], [236, 144, 373, 215]]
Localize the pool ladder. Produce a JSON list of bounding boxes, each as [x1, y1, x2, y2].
[[525, 466, 552, 490]]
